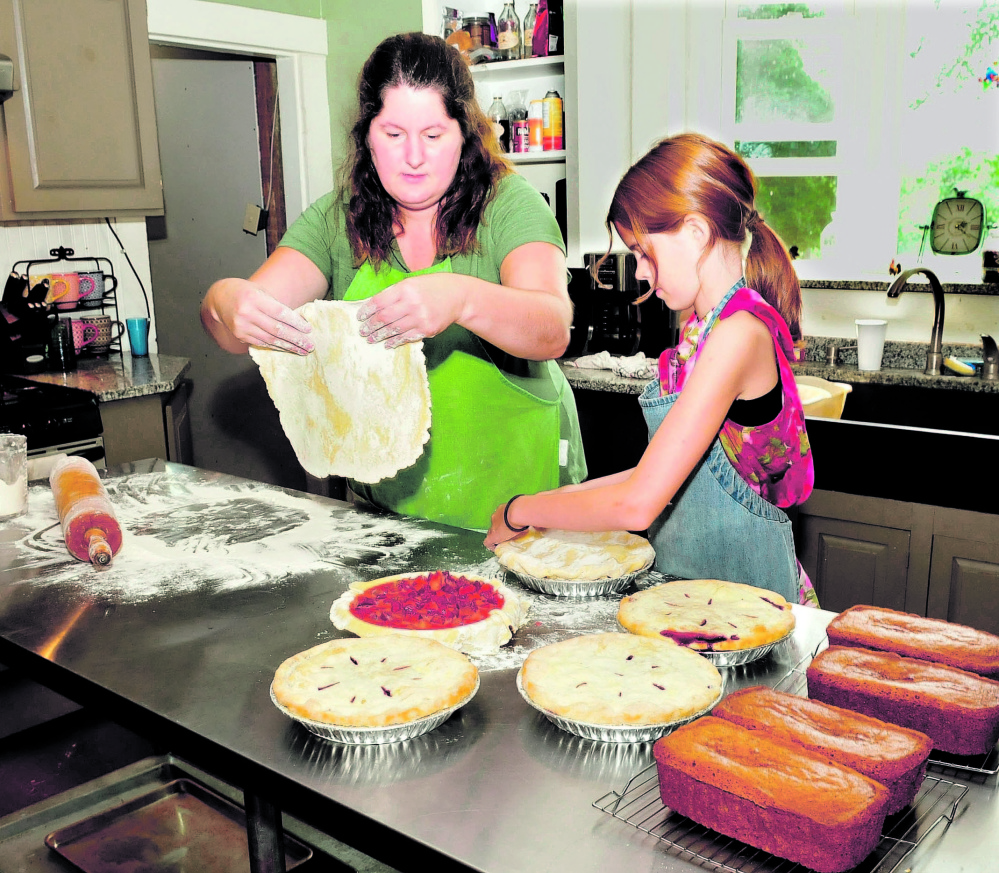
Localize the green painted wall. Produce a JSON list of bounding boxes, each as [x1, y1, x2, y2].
[[199, 0, 423, 188]]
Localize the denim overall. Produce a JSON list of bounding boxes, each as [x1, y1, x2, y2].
[[638, 286, 799, 602]]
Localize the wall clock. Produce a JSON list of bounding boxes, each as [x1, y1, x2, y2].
[[930, 193, 986, 255]]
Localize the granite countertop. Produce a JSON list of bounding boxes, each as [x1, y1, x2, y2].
[[20, 354, 191, 402], [560, 335, 999, 396]]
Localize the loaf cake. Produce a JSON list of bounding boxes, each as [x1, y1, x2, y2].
[[713, 685, 932, 812], [652, 716, 889, 873], [330, 570, 528, 654], [807, 646, 999, 755], [618, 578, 795, 652], [519, 632, 722, 726], [825, 605, 999, 677]]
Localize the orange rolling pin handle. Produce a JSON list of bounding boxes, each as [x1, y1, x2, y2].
[[86, 529, 114, 567]]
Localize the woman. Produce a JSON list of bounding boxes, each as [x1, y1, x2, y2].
[[202, 33, 586, 530], [485, 133, 816, 606]]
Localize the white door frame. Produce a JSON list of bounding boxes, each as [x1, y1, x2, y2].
[[146, 0, 333, 222]]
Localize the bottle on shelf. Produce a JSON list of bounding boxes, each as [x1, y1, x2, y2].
[[528, 99, 544, 152], [487, 96, 511, 153], [496, 3, 521, 62], [522, 3, 538, 59], [508, 91, 529, 154]]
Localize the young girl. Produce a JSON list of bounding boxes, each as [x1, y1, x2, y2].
[[485, 133, 817, 607]]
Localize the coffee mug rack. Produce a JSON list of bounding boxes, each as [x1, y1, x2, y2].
[[10, 246, 122, 358]]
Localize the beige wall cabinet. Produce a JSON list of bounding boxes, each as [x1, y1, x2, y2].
[[100, 383, 192, 469], [0, 0, 163, 220], [798, 490, 999, 635]]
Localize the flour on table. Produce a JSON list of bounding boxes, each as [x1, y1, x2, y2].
[[458, 558, 637, 673], [5, 471, 441, 602]]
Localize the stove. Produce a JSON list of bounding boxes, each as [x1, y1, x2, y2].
[[0, 374, 105, 466]]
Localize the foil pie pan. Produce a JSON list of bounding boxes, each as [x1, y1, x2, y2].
[[270, 677, 479, 745], [516, 668, 721, 743], [502, 559, 653, 599], [696, 629, 795, 667], [618, 625, 795, 668]]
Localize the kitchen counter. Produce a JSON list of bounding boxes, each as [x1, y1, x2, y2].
[[1, 460, 996, 873], [561, 336, 999, 396], [17, 354, 190, 402]]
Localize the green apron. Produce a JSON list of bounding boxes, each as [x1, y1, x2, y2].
[[344, 260, 565, 531]]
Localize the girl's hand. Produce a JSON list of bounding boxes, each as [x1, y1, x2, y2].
[[484, 501, 525, 551], [356, 274, 463, 348]]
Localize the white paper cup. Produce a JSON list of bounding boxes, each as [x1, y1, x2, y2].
[[856, 319, 888, 371]]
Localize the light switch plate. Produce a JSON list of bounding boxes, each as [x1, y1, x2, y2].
[[242, 203, 268, 235]]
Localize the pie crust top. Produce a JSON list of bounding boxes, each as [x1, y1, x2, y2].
[[271, 635, 478, 728], [495, 529, 655, 581], [330, 571, 529, 654], [519, 632, 723, 726], [617, 579, 795, 652], [249, 299, 431, 483]]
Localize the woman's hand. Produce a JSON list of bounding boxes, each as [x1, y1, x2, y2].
[[203, 279, 315, 354], [356, 273, 463, 348], [202, 248, 328, 355]]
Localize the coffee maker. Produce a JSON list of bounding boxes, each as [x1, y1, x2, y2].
[[573, 253, 681, 357]]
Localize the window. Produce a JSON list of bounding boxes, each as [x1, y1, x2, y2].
[[709, 0, 997, 282]]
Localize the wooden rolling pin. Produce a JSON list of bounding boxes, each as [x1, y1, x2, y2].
[[49, 456, 123, 567]]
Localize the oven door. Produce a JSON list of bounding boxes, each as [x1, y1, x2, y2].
[[28, 437, 106, 475]]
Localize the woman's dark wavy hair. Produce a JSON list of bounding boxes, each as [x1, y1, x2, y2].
[[602, 133, 802, 340], [340, 32, 510, 268]]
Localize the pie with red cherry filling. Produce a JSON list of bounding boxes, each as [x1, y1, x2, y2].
[[330, 570, 529, 654], [617, 579, 795, 652], [272, 635, 478, 728]]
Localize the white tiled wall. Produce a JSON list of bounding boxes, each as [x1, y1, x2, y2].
[[0, 219, 156, 355]]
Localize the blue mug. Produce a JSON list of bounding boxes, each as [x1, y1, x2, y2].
[[126, 317, 150, 357]]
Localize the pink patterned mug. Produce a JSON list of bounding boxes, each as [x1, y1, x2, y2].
[[70, 320, 100, 353]]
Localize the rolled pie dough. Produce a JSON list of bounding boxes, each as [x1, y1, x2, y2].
[[496, 529, 655, 581], [249, 300, 431, 483]]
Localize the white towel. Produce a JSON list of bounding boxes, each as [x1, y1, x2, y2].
[[569, 351, 657, 381]]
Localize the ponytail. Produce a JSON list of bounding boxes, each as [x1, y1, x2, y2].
[[744, 216, 802, 341]]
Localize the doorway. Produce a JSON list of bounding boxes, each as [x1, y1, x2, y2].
[[147, 47, 304, 488]]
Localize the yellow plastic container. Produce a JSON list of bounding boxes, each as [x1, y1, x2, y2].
[[795, 375, 852, 419]]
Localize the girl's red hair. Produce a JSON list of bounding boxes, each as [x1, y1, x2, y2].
[[604, 133, 802, 339]]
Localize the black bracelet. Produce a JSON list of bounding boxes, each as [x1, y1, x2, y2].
[[504, 494, 529, 533]]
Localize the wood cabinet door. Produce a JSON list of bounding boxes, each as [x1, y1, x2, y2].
[[928, 534, 999, 635], [798, 515, 911, 614], [0, 0, 162, 219]]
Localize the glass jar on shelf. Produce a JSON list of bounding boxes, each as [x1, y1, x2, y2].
[[522, 3, 538, 59]]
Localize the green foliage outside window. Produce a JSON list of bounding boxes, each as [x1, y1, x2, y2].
[[756, 176, 837, 259]]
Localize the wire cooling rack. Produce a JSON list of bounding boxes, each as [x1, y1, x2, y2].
[[592, 765, 968, 873], [777, 651, 999, 778]]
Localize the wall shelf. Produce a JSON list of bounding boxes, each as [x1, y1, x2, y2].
[[470, 56, 564, 83], [510, 150, 566, 165]]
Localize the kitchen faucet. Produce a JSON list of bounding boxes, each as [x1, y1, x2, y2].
[[886, 267, 945, 376]]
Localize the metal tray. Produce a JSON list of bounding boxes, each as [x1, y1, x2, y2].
[[516, 667, 722, 744], [44, 778, 312, 873]]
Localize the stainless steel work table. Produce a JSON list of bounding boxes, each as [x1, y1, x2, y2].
[[1, 460, 996, 873]]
